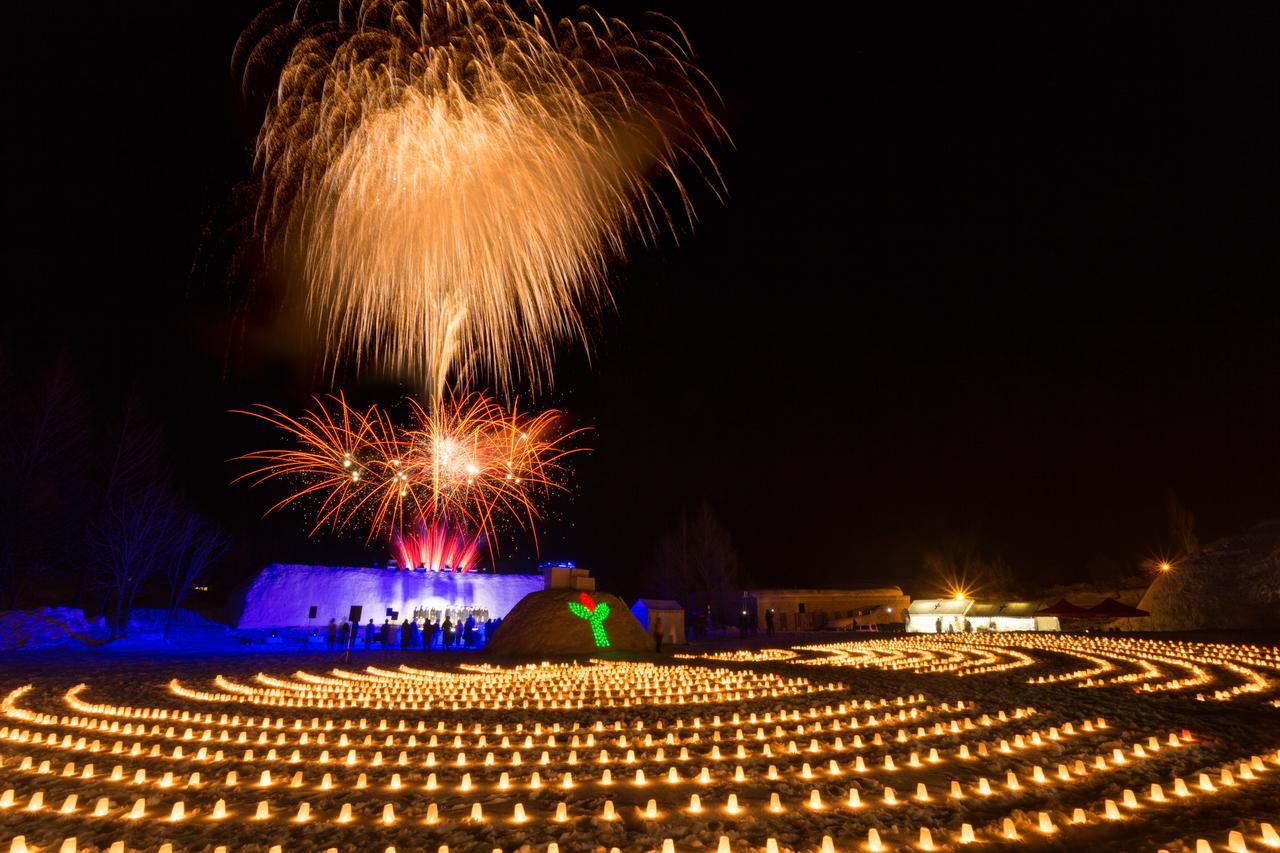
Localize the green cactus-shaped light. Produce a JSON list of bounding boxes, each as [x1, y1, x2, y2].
[[567, 592, 611, 648]]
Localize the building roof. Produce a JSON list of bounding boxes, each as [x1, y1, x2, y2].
[[744, 585, 904, 596], [632, 599, 684, 611], [907, 599, 972, 616], [967, 601, 1042, 618]]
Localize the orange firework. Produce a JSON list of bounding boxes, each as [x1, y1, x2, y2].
[[233, 393, 584, 544], [236, 0, 724, 397]]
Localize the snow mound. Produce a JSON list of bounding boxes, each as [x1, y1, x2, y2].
[[125, 608, 228, 633], [487, 589, 655, 656], [0, 607, 106, 651], [1139, 519, 1280, 630]]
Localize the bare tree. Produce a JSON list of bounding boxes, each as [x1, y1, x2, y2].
[[162, 514, 229, 641], [1165, 489, 1199, 560], [1085, 552, 1128, 587], [0, 353, 90, 607], [979, 556, 1020, 599], [651, 501, 739, 622], [923, 537, 1021, 599], [0, 359, 220, 629], [651, 516, 690, 602], [100, 390, 166, 508], [91, 484, 177, 639]]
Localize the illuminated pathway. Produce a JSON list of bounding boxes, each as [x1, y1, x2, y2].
[[791, 634, 1280, 702], [1, 645, 1278, 851]]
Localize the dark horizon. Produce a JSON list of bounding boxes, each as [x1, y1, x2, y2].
[[4, 0, 1278, 605]]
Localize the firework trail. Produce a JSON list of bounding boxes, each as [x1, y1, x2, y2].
[[236, 0, 724, 397], [233, 392, 584, 546]]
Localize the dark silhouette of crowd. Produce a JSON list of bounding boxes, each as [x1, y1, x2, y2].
[[327, 614, 501, 651]]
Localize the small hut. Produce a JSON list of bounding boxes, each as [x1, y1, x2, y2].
[[630, 599, 686, 645]]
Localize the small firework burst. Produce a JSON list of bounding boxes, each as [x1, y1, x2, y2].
[[233, 392, 584, 546]]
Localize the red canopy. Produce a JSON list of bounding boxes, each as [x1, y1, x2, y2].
[[1034, 598, 1093, 618], [1086, 597, 1150, 618]]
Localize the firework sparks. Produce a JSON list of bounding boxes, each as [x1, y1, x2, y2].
[[393, 518, 483, 572], [233, 393, 584, 544], [237, 0, 724, 396]]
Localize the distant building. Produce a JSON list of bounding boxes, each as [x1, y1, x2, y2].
[[906, 599, 1060, 633], [631, 599, 686, 645], [743, 586, 909, 632]]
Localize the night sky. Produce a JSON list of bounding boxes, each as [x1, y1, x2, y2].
[[5, 1, 1278, 600]]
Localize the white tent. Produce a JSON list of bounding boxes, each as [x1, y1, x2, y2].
[[966, 601, 1059, 632], [905, 599, 971, 633], [630, 599, 686, 645]]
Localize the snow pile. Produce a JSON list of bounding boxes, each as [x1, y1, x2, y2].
[[0, 607, 105, 651], [488, 589, 655, 656], [99, 607, 234, 651], [1037, 582, 1148, 609], [0, 607, 235, 651], [125, 607, 227, 633], [1139, 519, 1280, 630]]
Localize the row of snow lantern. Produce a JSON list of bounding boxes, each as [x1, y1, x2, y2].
[[5, 709, 1090, 776], [4, 732, 1230, 821], [8, 826, 1280, 853], [0, 726, 1193, 788], [4, 765, 1278, 852], [797, 633, 1280, 699]]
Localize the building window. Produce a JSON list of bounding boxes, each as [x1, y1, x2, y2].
[[797, 603, 806, 614]]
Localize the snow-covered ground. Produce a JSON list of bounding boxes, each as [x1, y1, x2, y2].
[[0, 609, 235, 654], [1, 632, 1277, 852]]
